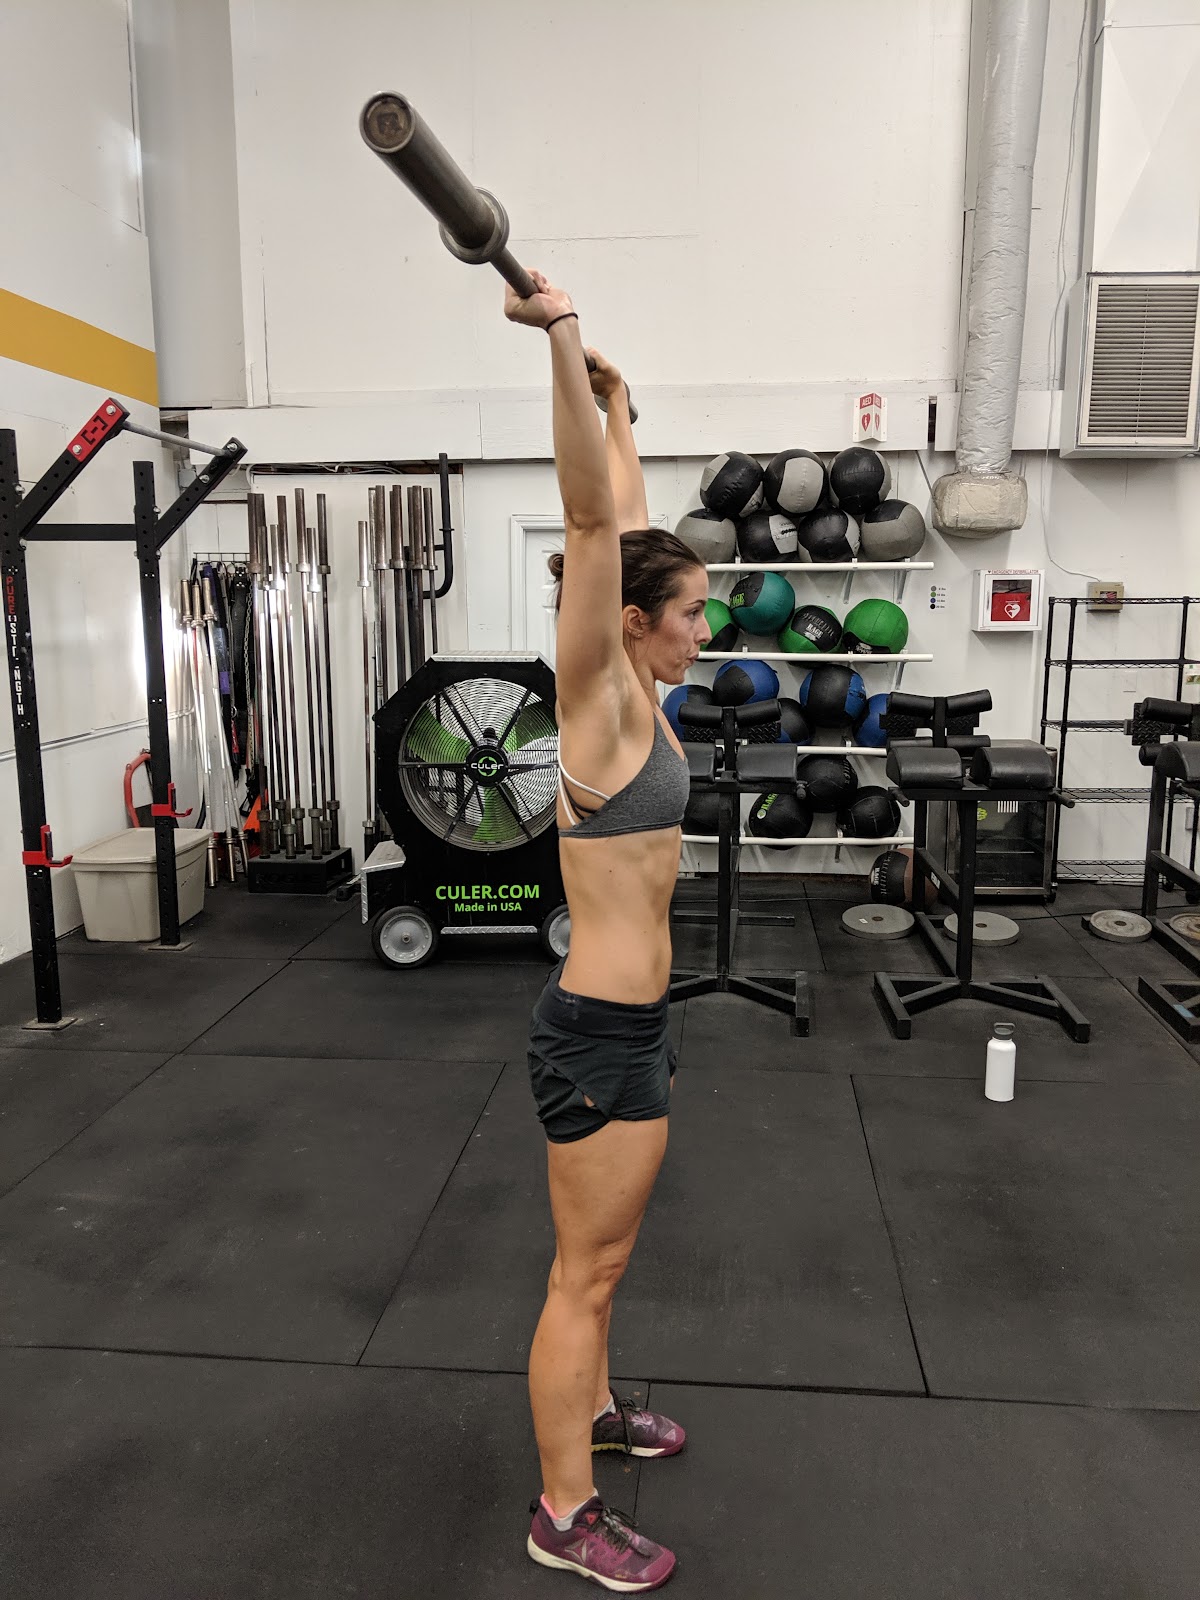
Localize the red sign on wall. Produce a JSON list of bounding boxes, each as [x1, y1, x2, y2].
[[991, 587, 1032, 623]]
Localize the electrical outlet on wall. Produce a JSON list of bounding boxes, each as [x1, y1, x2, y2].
[[1087, 581, 1124, 612]]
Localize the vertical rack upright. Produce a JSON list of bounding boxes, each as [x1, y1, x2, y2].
[[1039, 595, 1199, 884]]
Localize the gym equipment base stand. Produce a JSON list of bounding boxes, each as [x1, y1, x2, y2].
[[875, 766, 1090, 1043], [669, 706, 811, 1039], [247, 848, 354, 897], [1132, 742, 1200, 1042]]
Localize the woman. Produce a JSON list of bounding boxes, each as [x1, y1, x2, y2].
[[505, 270, 710, 1593]]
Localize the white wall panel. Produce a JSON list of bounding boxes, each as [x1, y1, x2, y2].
[[0, 0, 141, 231], [224, 0, 972, 403], [1086, 14, 1200, 271]]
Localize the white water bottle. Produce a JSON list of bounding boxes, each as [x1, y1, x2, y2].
[[985, 1023, 1016, 1101]]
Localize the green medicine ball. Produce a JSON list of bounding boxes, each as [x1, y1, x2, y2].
[[705, 597, 739, 652], [778, 604, 843, 655], [728, 570, 795, 636], [842, 598, 909, 655]]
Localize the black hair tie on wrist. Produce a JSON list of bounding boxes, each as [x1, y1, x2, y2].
[[544, 312, 579, 333]]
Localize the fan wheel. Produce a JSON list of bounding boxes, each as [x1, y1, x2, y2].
[[541, 904, 571, 962], [372, 904, 438, 970]]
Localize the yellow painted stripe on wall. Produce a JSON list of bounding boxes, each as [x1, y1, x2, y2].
[[0, 288, 158, 407]]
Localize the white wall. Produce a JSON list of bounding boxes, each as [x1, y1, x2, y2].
[[0, 0, 183, 965]]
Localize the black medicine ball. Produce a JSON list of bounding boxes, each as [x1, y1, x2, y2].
[[700, 452, 764, 520], [763, 449, 827, 517], [869, 849, 909, 905], [839, 786, 902, 839], [778, 697, 815, 746], [747, 789, 814, 845], [799, 664, 868, 727], [736, 511, 799, 563], [828, 448, 892, 517], [683, 789, 721, 836], [797, 755, 858, 812], [796, 506, 858, 562]]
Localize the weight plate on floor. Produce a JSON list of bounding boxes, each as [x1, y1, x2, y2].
[[942, 911, 1021, 946], [1084, 909, 1152, 943], [1167, 912, 1200, 944], [841, 903, 915, 941]]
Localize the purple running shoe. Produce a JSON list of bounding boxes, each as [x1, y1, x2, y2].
[[592, 1392, 687, 1458], [527, 1494, 676, 1591]]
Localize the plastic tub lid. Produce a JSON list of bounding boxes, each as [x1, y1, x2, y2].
[[72, 828, 209, 868]]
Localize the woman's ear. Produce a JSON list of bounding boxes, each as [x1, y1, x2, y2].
[[622, 604, 646, 640]]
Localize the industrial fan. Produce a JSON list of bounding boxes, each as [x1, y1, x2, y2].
[[363, 653, 569, 968]]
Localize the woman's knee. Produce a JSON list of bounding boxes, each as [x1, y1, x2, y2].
[[548, 1243, 632, 1309]]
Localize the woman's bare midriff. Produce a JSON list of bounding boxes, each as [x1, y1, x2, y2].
[[558, 824, 681, 1002]]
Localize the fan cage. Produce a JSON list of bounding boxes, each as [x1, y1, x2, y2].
[[398, 676, 559, 853]]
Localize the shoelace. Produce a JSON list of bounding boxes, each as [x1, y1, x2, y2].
[[616, 1396, 652, 1448], [595, 1504, 639, 1554]]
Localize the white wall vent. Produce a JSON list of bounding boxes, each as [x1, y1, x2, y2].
[[1061, 273, 1200, 457]]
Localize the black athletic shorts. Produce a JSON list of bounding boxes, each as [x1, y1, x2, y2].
[[528, 962, 676, 1144]]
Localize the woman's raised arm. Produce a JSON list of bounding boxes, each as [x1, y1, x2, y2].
[[587, 347, 648, 533]]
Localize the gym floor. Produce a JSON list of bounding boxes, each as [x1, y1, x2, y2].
[[1, 879, 1198, 1598]]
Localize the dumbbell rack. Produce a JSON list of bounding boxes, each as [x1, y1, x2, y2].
[[688, 558, 933, 864]]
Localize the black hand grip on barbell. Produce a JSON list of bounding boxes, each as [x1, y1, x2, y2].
[[360, 92, 637, 422]]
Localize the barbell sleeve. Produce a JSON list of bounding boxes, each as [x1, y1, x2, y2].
[[360, 90, 637, 422]]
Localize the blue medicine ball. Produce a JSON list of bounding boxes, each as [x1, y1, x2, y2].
[[712, 658, 780, 706], [854, 693, 890, 749], [662, 684, 714, 738], [798, 664, 867, 728]]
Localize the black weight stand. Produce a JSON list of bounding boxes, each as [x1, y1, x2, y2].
[[1, 397, 245, 1026], [1117, 700, 1200, 1040], [873, 697, 1089, 1042], [670, 700, 812, 1037]]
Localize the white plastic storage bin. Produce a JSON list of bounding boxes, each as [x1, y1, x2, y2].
[[71, 828, 209, 942]]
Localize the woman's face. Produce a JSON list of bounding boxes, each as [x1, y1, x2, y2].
[[642, 567, 712, 686]]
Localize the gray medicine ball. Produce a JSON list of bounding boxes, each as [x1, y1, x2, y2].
[[700, 452, 765, 520], [675, 507, 736, 564], [828, 448, 892, 516], [859, 498, 927, 561], [763, 449, 827, 517]]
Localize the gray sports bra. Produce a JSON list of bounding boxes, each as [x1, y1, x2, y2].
[[558, 713, 691, 839]]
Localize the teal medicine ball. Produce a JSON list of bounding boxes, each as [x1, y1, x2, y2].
[[728, 570, 794, 636]]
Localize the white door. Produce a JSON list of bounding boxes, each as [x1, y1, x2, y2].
[[510, 516, 564, 666]]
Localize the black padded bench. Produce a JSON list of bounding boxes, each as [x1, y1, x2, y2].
[[1127, 700, 1200, 1039], [670, 699, 811, 1038], [875, 717, 1090, 1042]]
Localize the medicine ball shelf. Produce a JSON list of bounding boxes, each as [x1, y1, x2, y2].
[[706, 559, 934, 606], [698, 650, 931, 689]]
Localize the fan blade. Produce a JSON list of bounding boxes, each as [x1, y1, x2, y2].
[[503, 704, 556, 753], [473, 782, 529, 845], [407, 704, 470, 766]]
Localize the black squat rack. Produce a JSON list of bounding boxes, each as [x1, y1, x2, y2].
[[1, 397, 244, 1027], [1040, 595, 1199, 885]]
